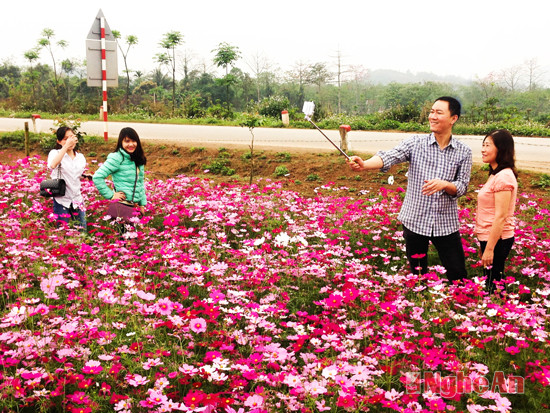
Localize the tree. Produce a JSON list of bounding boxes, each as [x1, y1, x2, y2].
[[0, 61, 22, 99], [178, 49, 197, 93], [37, 28, 67, 92], [61, 59, 76, 102], [240, 113, 263, 185], [308, 62, 331, 94], [245, 51, 270, 102], [331, 49, 349, 114], [156, 31, 184, 115], [212, 42, 241, 109], [285, 61, 310, 108], [23, 49, 40, 100], [501, 65, 523, 92], [524, 58, 545, 91], [113, 30, 138, 108], [347, 65, 369, 113]]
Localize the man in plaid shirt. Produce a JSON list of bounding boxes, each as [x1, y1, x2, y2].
[[348, 97, 472, 281]]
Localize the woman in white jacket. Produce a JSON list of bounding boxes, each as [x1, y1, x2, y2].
[[47, 127, 89, 231]]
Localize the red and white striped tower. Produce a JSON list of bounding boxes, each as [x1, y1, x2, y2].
[[100, 16, 108, 141]]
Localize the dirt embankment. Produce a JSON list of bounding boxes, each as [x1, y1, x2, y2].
[[2, 139, 549, 199]]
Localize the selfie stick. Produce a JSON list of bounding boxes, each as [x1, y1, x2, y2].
[[302, 101, 351, 161]]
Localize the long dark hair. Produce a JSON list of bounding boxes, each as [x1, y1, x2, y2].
[[116, 127, 147, 167], [55, 127, 78, 152], [484, 129, 517, 178]]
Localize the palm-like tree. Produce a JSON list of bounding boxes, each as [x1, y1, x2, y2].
[[113, 31, 138, 109], [156, 31, 184, 115]]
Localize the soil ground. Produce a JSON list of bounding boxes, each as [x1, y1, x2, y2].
[[2, 138, 549, 200]]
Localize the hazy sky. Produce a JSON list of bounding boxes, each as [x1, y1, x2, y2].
[[2, 0, 549, 84]]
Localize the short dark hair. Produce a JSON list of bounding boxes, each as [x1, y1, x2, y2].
[[116, 127, 147, 167], [435, 96, 461, 119], [484, 129, 517, 177]]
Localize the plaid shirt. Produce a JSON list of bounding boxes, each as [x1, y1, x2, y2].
[[377, 133, 472, 237]]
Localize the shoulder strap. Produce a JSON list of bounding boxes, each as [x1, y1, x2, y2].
[[113, 155, 138, 203], [131, 166, 138, 202], [57, 158, 62, 179]]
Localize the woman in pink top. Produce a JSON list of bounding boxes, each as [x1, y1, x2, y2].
[[475, 129, 518, 292]]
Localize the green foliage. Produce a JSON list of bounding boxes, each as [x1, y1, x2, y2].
[[190, 146, 205, 153], [206, 103, 235, 119], [212, 42, 241, 73], [383, 103, 421, 122], [203, 158, 235, 176], [239, 113, 264, 129], [275, 152, 292, 162], [306, 173, 320, 181], [531, 173, 550, 189], [274, 165, 290, 177], [256, 95, 290, 118], [0, 130, 39, 150], [182, 94, 206, 118]]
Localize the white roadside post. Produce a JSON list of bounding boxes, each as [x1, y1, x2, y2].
[[86, 9, 118, 141]]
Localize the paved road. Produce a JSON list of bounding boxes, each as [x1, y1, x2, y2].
[[2, 117, 550, 172]]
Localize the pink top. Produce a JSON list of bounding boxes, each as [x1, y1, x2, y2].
[[475, 168, 517, 241]]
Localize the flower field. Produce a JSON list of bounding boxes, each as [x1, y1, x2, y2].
[[1, 156, 549, 413]]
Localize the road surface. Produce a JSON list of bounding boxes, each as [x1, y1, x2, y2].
[[2, 117, 549, 173]]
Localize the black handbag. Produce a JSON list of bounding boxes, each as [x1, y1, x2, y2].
[[40, 164, 66, 198]]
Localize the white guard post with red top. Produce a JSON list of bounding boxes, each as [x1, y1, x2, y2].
[[86, 9, 118, 141], [100, 17, 108, 141]]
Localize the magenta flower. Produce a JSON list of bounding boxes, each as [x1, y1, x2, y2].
[[67, 391, 91, 404], [209, 289, 225, 303], [325, 293, 343, 308], [505, 346, 520, 355], [82, 360, 103, 375], [163, 213, 179, 226]]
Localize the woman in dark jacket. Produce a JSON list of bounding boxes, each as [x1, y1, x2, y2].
[[93, 127, 147, 213]]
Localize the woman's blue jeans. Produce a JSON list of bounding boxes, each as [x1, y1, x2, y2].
[[53, 198, 87, 232]]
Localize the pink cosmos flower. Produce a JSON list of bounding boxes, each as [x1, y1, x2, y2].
[[67, 391, 91, 405], [189, 317, 207, 333], [379, 344, 397, 358], [428, 397, 447, 411], [163, 213, 179, 226], [127, 374, 150, 387], [505, 346, 520, 355], [82, 360, 103, 375], [142, 357, 163, 370], [244, 394, 264, 409], [325, 293, 343, 308], [210, 289, 226, 303], [136, 291, 156, 301], [155, 298, 173, 316]]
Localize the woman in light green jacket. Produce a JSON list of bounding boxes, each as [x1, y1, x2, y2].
[[93, 127, 147, 213]]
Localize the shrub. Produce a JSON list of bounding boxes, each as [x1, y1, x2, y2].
[[257, 95, 291, 118], [275, 152, 292, 162], [532, 173, 550, 189], [207, 104, 235, 120], [203, 159, 235, 176], [182, 94, 206, 118], [306, 173, 320, 181], [274, 165, 290, 177]]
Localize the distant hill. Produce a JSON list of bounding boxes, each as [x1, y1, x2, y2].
[[368, 69, 473, 85]]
